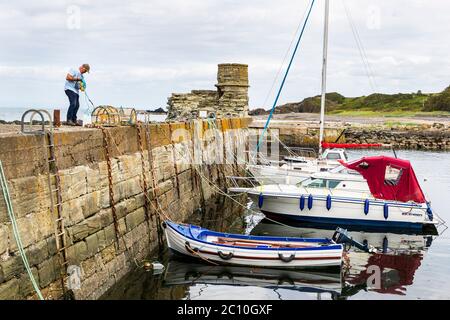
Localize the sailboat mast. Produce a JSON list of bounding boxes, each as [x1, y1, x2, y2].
[[318, 0, 330, 156]]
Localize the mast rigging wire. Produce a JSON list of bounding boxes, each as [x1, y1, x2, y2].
[[342, 0, 378, 92], [257, 0, 316, 152]]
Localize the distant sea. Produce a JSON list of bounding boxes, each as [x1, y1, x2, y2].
[[0, 107, 167, 123]]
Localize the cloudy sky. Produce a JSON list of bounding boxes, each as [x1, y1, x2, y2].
[[0, 0, 449, 112]]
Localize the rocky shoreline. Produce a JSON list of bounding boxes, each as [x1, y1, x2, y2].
[[250, 114, 450, 151]]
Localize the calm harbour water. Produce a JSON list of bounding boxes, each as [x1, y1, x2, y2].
[[101, 150, 450, 300]]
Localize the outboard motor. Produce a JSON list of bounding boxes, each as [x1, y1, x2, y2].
[[332, 227, 377, 253]]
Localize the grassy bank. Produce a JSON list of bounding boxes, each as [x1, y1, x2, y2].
[[250, 86, 450, 117], [327, 109, 450, 118]]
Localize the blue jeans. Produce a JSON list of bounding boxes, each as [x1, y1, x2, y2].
[[65, 89, 80, 122]]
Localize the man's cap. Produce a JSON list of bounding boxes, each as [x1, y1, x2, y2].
[[82, 64, 90, 73]]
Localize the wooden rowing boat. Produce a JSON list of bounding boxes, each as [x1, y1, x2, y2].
[[163, 221, 343, 268]]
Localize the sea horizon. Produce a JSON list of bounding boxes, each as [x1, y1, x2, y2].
[[0, 106, 167, 122]]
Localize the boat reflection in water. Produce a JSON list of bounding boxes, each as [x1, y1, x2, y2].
[[163, 257, 343, 298], [251, 219, 436, 298]]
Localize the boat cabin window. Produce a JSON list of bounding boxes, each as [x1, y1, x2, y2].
[[326, 152, 342, 160], [385, 165, 403, 186], [301, 178, 342, 189]]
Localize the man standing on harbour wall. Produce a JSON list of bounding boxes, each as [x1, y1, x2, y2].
[[64, 64, 90, 125]]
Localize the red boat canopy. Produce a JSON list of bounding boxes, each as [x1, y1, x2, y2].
[[339, 156, 426, 203], [322, 142, 383, 149]]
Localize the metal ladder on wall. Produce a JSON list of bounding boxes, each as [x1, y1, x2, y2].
[[46, 131, 69, 294], [21, 110, 69, 296]]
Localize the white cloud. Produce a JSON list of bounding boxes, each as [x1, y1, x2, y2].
[[0, 0, 449, 110]]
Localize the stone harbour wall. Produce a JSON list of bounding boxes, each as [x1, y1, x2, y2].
[[0, 117, 250, 300]]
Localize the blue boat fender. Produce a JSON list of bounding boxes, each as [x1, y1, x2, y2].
[[364, 199, 370, 215], [308, 194, 314, 210], [383, 203, 389, 220], [426, 203, 434, 221], [326, 195, 332, 211], [258, 193, 264, 209], [299, 195, 305, 211]]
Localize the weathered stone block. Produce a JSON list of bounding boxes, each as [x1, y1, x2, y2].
[[37, 258, 57, 288], [61, 199, 83, 228], [81, 190, 102, 219], [8, 175, 49, 220], [156, 180, 173, 196], [113, 176, 142, 203], [118, 218, 127, 236], [0, 265, 4, 284], [26, 240, 50, 267], [100, 244, 116, 264], [104, 224, 117, 247], [85, 233, 100, 257], [1, 254, 24, 281], [18, 267, 39, 298], [66, 240, 88, 265], [0, 278, 19, 300], [0, 224, 8, 255], [0, 201, 7, 224], [69, 209, 113, 242], [125, 208, 146, 232], [8, 215, 39, 252], [80, 256, 98, 278], [46, 236, 57, 256], [96, 230, 107, 251], [59, 166, 88, 202], [33, 211, 54, 241]]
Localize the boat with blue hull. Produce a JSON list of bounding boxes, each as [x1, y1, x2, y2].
[[163, 221, 344, 269], [230, 156, 441, 231]]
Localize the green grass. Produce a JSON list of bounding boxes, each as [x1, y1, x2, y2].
[[328, 109, 450, 117], [272, 89, 450, 116], [327, 93, 430, 113]]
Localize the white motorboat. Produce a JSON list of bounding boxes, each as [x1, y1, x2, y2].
[[230, 156, 438, 231], [248, 148, 349, 185]]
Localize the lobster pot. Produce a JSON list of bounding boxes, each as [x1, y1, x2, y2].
[[91, 106, 121, 126], [119, 107, 137, 126]]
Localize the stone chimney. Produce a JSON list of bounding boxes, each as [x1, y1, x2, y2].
[[215, 64, 249, 117], [167, 63, 250, 120]]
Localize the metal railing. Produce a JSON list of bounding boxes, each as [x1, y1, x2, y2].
[[20, 109, 53, 135]]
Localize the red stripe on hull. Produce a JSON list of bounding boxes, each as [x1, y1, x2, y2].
[[193, 249, 342, 261]]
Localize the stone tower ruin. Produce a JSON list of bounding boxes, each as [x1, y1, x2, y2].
[[167, 63, 249, 120]]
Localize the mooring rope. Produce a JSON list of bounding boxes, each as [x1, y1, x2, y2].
[[0, 160, 44, 300], [170, 137, 312, 233]]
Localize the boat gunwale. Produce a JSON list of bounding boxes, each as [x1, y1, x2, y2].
[[165, 221, 343, 252]]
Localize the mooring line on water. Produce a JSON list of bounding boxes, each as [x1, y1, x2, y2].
[[0, 160, 45, 300]]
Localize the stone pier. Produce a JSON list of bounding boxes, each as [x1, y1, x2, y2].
[[0, 117, 250, 300]]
